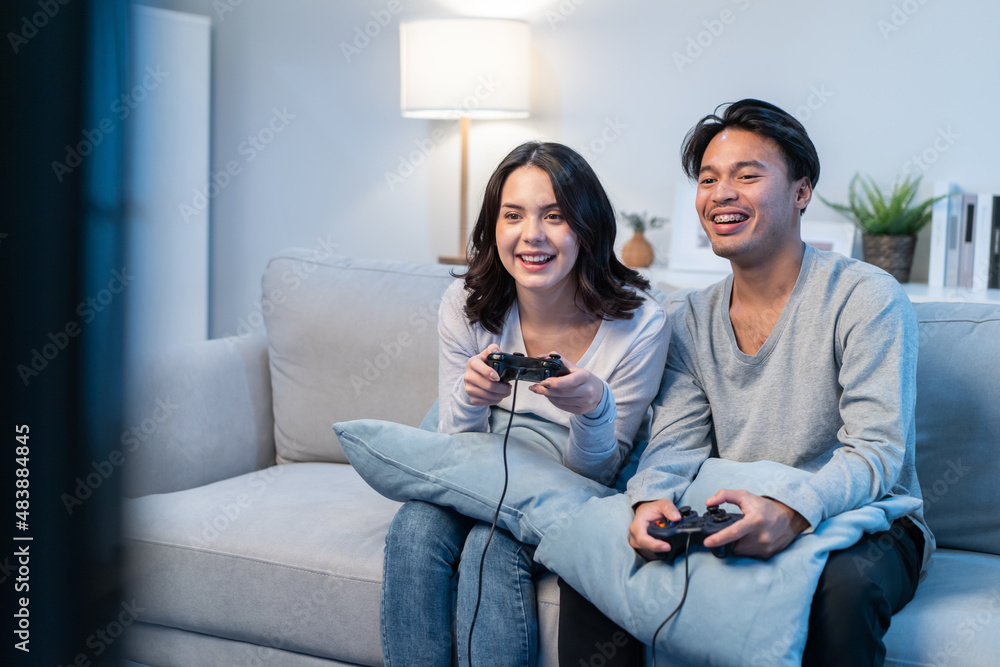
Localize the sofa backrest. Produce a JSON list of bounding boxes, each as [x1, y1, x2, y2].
[[266, 253, 999, 554], [911, 301, 1000, 556], [264, 251, 458, 464]]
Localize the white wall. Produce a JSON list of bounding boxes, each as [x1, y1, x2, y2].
[[133, 0, 1000, 338], [125, 6, 211, 371]]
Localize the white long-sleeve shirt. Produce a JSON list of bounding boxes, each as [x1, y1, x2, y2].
[[437, 280, 670, 485]]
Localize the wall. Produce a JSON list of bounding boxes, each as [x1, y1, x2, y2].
[[132, 0, 1000, 338]]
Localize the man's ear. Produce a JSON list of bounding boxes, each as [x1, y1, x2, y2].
[[794, 177, 813, 213]]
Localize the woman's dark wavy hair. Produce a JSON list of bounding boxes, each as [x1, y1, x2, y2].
[[462, 141, 649, 335], [680, 99, 821, 214]]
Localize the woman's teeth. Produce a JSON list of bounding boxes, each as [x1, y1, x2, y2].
[[520, 254, 553, 264]]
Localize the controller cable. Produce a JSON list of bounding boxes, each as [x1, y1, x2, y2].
[[466, 371, 521, 667], [650, 533, 692, 667]]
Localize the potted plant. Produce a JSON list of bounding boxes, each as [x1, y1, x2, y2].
[[818, 173, 943, 282], [620, 211, 667, 268]]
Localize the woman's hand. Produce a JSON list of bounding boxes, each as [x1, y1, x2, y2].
[[529, 353, 605, 415], [464, 344, 512, 406]]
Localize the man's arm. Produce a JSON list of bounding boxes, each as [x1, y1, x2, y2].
[[626, 331, 715, 558], [746, 277, 919, 530]]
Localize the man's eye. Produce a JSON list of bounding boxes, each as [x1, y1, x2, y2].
[[700, 178, 716, 185]]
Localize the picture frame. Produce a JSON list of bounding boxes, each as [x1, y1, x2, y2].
[[669, 180, 730, 273], [800, 220, 858, 258]]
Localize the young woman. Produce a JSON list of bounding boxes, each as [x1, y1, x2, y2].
[[380, 141, 669, 666]]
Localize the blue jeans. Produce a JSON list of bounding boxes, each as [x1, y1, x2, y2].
[[381, 500, 539, 667]]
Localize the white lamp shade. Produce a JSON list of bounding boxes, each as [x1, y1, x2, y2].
[[400, 17, 530, 120]]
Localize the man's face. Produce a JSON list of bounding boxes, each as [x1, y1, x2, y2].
[[694, 129, 811, 265]]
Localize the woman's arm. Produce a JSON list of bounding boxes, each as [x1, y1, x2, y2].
[[437, 282, 496, 434]]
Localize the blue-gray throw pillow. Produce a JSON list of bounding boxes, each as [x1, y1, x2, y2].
[[333, 418, 615, 544], [334, 419, 923, 665]]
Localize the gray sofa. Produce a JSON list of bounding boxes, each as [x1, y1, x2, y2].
[[122, 249, 1000, 666]]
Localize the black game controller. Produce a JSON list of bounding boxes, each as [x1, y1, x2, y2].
[[486, 352, 570, 383], [647, 505, 744, 563]]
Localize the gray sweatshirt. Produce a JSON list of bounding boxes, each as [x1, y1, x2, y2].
[[438, 280, 670, 484], [627, 245, 932, 562]]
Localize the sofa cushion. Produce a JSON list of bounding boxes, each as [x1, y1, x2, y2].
[[884, 549, 1000, 667], [263, 251, 458, 464], [123, 463, 399, 666], [912, 302, 1000, 555], [122, 462, 562, 667]]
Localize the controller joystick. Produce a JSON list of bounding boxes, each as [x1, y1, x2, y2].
[[486, 352, 570, 384], [647, 505, 744, 563]]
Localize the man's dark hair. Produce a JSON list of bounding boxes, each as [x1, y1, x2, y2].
[[462, 141, 649, 335], [681, 99, 821, 200]]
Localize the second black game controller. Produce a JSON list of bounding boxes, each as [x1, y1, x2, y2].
[[486, 352, 570, 383], [647, 505, 744, 563]]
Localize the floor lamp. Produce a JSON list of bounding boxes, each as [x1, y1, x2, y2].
[[400, 17, 530, 265]]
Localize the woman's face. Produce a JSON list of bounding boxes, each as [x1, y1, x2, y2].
[[495, 166, 580, 297]]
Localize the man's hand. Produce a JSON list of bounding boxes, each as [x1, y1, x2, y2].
[[464, 344, 512, 406], [628, 499, 683, 561], [701, 489, 810, 559], [528, 353, 605, 415]]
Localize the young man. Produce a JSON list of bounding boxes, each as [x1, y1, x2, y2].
[[627, 99, 931, 665]]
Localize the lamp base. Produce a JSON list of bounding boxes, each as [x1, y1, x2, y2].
[[437, 255, 467, 266]]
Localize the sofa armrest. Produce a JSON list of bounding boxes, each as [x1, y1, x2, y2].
[[122, 332, 275, 497]]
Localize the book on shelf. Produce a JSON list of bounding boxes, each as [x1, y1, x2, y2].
[[928, 181, 961, 288], [959, 194, 977, 288], [991, 196, 1000, 290], [974, 194, 1000, 290]]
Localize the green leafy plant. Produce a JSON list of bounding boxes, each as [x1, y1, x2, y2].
[[620, 211, 667, 234], [818, 173, 943, 236]]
